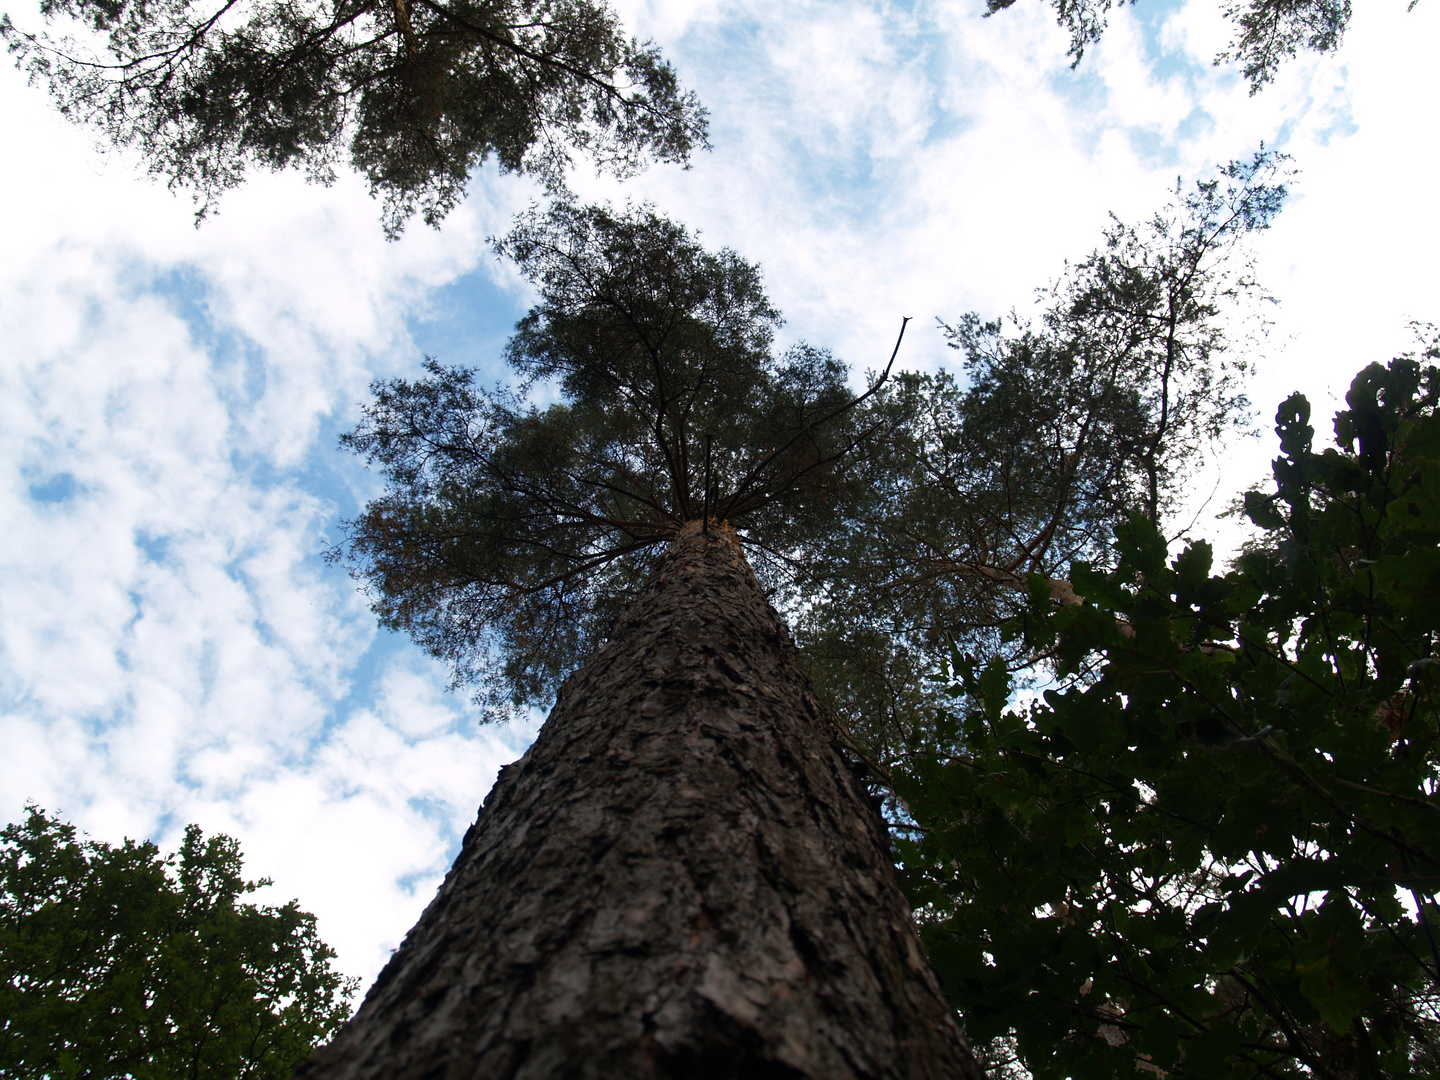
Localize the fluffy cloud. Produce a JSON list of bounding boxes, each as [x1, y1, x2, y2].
[[0, 73, 542, 982]]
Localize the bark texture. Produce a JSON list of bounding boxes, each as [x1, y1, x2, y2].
[[298, 523, 984, 1080]]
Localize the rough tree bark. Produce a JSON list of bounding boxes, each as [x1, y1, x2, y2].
[[297, 522, 985, 1079]]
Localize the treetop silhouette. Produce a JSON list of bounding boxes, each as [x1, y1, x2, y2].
[[987, 0, 1360, 93], [2, 0, 708, 233], [336, 200, 901, 716]]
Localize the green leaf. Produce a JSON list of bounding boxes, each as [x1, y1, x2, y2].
[[1137, 1010, 1183, 1070], [1243, 489, 1286, 531], [1182, 1019, 1242, 1075], [0, 806, 355, 1079], [1294, 894, 1368, 1033]]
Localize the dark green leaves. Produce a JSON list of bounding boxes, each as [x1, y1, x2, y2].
[[2, 0, 708, 234], [0, 806, 355, 1080], [897, 351, 1440, 1078]]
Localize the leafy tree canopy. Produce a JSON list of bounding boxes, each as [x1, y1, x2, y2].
[[986, 1, 1374, 93], [797, 150, 1289, 774], [901, 345, 1440, 1078], [336, 200, 900, 716], [1, 0, 708, 234], [1, 805, 356, 1080]]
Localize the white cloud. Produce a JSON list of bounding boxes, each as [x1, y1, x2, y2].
[[0, 62, 541, 985], [1160, 0, 1233, 62]]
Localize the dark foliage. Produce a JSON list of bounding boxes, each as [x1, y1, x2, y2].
[[2, 0, 708, 234], [985, 0, 1118, 65], [797, 151, 1288, 773], [335, 200, 898, 716], [985, 0, 1361, 92], [900, 348, 1440, 1078], [1219, 0, 1353, 91], [0, 805, 355, 1079]]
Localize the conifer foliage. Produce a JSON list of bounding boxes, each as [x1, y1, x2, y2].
[[1, 0, 708, 233], [986, 1, 1356, 92], [797, 151, 1289, 773], [336, 200, 897, 716]]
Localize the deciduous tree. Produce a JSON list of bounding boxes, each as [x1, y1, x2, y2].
[[0, 805, 355, 1080], [901, 348, 1440, 1078]]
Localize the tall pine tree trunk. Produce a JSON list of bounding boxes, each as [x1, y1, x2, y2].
[[298, 523, 983, 1079]]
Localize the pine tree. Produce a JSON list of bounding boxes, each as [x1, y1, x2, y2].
[[2, 0, 707, 234], [797, 151, 1289, 775], [985, 1, 1356, 92], [314, 201, 985, 1077]]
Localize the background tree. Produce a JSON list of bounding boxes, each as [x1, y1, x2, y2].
[[984, 1, 1367, 93], [1, 0, 707, 234], [318, 200, 984, 1077], [899, 348, 1440, 1078], [797, 151, 1288, 777], [1, 805, 356, 1080]]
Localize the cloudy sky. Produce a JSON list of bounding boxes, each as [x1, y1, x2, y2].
[[2, 0, 1437, 988]]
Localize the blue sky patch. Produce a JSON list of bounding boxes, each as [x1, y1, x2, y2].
[[26, 471, 80, 504]]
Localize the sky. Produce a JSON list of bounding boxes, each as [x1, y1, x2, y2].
[[1, 0, 1438, 989]]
